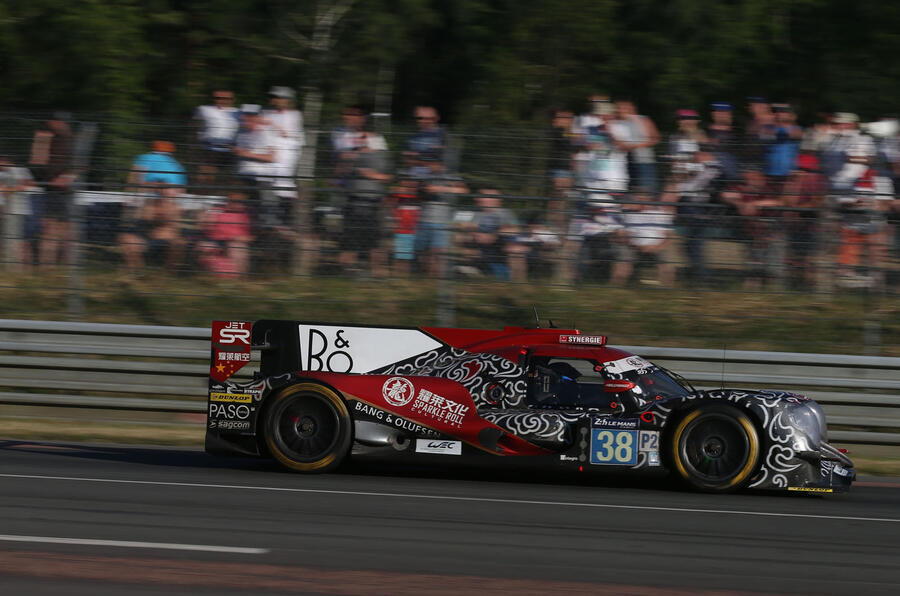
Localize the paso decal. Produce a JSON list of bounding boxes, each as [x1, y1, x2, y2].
[[208, 403, 254, 420], [211, 321, 252, 382], [209, 392, 253, 403], [415, 439, 462, 455], [298, 324, 442, 373]]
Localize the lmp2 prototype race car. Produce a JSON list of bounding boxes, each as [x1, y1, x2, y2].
[[206, 320, 855, 493]]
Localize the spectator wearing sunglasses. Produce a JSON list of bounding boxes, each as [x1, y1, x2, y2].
[[193, 89, 240, 189], [404, 106, 447, 179]]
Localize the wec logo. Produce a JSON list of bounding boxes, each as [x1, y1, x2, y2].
[[427, 441, 455, 449], [415, 438, 462, 455]]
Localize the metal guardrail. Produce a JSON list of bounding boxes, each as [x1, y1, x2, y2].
[[0, 319, 897, 444]]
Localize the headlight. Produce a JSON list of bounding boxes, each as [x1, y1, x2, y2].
[[787, 402, 827, 447]]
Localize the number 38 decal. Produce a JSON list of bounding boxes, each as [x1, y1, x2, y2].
[[590, 429, 638, 465]]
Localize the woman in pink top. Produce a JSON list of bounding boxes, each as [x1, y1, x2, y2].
[[198, 192, 253, 276]]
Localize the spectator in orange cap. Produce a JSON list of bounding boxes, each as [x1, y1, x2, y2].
[[129, 140, 187, 191]]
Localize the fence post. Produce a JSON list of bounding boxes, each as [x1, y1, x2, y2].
[[66, 198, 85, 319], [1, 190, 16, 271], [436, 192, 456, 327]]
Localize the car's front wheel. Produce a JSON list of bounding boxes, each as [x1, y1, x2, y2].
[[263, 383, 351, 473], [670, 404, 760, 492]]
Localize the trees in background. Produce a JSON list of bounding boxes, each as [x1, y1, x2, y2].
[[1, 0, 899, 126]]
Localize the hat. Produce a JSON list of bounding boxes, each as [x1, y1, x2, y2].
[[240, 104, 261, 115], [676, 109, 700, 119], [268, 86, 296, 100], [796, 153, 819, 171], [747, 96, 768, 104], [152, 140, 175, 153], [710, 102, 733, 111], [771, 103, 791, 113], [833, 112, 859, 124]]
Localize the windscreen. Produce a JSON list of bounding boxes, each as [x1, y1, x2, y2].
[[601, 356, 691, 401]]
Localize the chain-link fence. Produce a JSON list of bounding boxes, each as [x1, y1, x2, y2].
[[1, 113, 898, 355]]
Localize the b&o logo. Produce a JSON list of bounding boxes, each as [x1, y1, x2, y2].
[[382, 377, 415, 406]]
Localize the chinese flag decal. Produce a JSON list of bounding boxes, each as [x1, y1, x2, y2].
[[210, 321, 252, 382]]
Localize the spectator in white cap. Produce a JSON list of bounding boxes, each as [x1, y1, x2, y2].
[[831, 139, 893, 289], [232, 104, 276, 233], [822, 112, 873, 182], [262, 86, 304, 200]]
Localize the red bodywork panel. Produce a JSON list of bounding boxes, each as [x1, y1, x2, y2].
[[301, 371, 550, 456], [424, 326, 580, 352]]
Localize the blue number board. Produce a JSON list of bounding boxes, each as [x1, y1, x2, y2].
[[590, 417, 639, 465]]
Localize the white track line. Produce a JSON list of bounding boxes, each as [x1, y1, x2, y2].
[[1, 472, 898, 524], [0, 534, 268, 554]]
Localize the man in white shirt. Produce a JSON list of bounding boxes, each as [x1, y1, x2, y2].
[[262, 86, 304, 199], [612, 193, 676, 287], [194, 89, 240, 188]]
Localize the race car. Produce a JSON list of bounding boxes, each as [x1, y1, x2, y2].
[[206, 320, 855, 493]]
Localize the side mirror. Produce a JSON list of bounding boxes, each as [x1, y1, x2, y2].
[[603, 379, 635, 393]]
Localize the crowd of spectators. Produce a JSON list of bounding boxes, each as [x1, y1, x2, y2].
[[543, 97, 900, 290], [2, 91, 899, 291]]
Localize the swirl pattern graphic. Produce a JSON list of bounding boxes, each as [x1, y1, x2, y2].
[[374, 347, 527, 408], [481, 412, 568, 443], [657, 389, 813, 490]]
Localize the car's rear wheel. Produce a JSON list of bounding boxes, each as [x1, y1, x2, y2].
[[670, 404, 760, 493], [264, 383, 351, 473]]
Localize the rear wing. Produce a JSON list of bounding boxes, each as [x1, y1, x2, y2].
[[209, 319, 590, 384], [210, 320, 299, 384], [209, 319, 445, 383], [209, 321, 254, 382]]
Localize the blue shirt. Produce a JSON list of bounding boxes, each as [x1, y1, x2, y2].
[[765, 126, 800, 177], [133, 152, 187, 186]]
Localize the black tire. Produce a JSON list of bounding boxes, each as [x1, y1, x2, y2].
[[669, 404, 761, 493], [263, 383, 351, 473]]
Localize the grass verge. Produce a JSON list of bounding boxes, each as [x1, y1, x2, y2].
[[1, 270, 899, 354]]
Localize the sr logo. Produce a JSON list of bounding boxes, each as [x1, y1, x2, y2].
[[219, 326, 251, 344]]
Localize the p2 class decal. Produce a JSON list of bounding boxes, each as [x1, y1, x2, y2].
[[210, 321, 252, 382], [297, 324, 443, 373]]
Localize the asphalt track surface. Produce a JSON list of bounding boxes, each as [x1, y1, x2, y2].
[[0, 440, 898, 596]]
